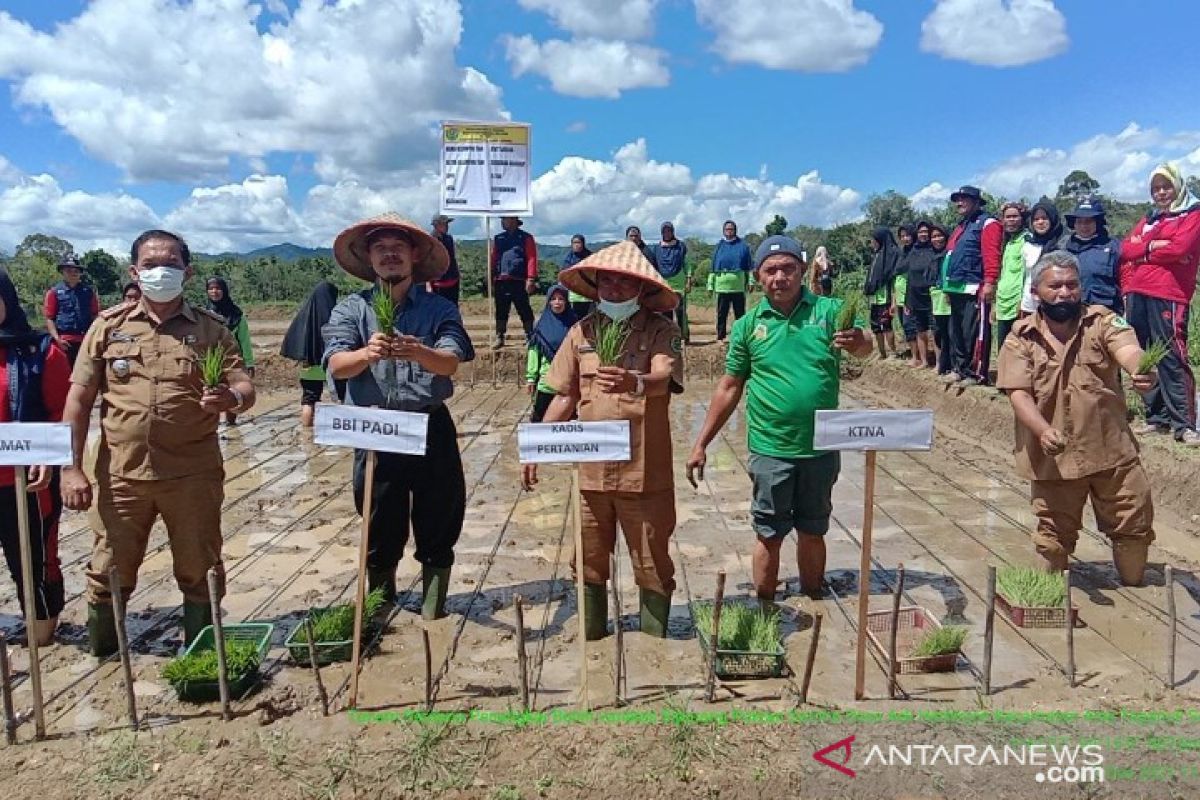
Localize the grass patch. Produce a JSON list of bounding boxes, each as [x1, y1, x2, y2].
[[997, 566, 1066, 608], [909, 625, 968, 657], [291, 588, 387, 644], [690, 601, 781, 652], [161, 638, 261, 684]]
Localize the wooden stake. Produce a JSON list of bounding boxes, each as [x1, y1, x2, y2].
[[1165, 565, 1176, 690], [799, 612, 823, 705], [349, 449, 377, 710], [0, 632, 16, 745], [572, 470, 590, 710], [303, 617, 329, 717], [514, 595, 529, 712], [854, 450, 877, 701], [1063, 568, 1075, 688], [705, 570, 727, 703], [108, 568, 138, 729], [887, 563, 904, 700], [983, 565, 996, 696], [13, 469, 45, 739], [610, 552, 623, 707], [422, 628, 433, 712], [206, 567, 231, 721]]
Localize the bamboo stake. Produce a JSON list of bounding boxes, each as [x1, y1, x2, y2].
[[207, 568, 231, 721], [983, 565, 996, 696], [705, 570, 727, 703], [303, 617, 329, 716], [0, 632, 15, 744], [13, 469, 44, 739], [799, 612, 823, 705], [572, 470, 589, 709], [887, 563, 905, 700], [610, 552, 623, 707], [109, 568, 138, 729], [349, 449, 377, 709], [514, 595, 529, 712], [1064, 568, 1075, 688], [422, 628, 433, 712], [1165, 565, 1176, 689], [854, 451, 877, 701]]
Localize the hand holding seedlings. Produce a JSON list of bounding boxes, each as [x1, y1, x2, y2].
[[831, 327, 868, 353], [1132, 339, 1168, 392], [595, 366, 635, 394], [1039, 427, 1067, 456], [364, 332, 393, 364], [390, 334, 426, 362], [197, 346, 235, 413]]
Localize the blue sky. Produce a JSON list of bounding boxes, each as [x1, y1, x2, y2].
[[1, 0, 1199, 254]]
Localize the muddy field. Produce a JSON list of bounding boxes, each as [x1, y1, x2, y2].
[[2, 323, 1200, 799]]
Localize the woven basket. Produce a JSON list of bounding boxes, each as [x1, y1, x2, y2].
[[865, 606, 961, 674], [996, 592, 1079, 629]]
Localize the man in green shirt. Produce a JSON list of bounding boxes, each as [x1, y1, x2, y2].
[[686, 236, 872, 602]]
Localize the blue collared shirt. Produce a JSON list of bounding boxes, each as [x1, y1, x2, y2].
[[321, 284, 474, 411]]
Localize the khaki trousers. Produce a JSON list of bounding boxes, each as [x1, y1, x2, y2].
[[578, 489, 676, 596]]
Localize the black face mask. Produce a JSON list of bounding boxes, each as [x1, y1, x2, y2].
[[1041, 300, 1083, 322]]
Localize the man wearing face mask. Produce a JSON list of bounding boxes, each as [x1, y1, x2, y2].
[[997, 251, 1157, 586], [60, 229, 256, 656], [521, 241, 684, 640]]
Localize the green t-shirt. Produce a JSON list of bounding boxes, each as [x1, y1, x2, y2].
[[930, 287, 950, 316], [707, 270, 750, 294], [994, 234, 1027, 322], [892, 273, 908, 306], [300, 364, 326, 381], [726, 291, 846, 459]]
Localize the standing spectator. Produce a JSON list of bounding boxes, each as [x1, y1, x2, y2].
[[626, 226, 657, 268], [206, 277, 254, 425], [865, 226, 901, 359], [943, 185, 1001, 388], [121, 282, 141, 305], [810, 246, 834, 296], [1019, 198, 1064, 318], [43, 255, 100, 366], [930, 224, 953, 374], [490, 216, 538, 348], [280, 280, 346, 428], [995, 201, 1029, 347], [560, 234, 593, 317], [1120, 163, 1200, 444], [428, 215, 461, 306], [653, 222, 691, 342], [0, 270, 70, 646], [525, 284, 579, 423], [708, 220, 753, 341], [902, 221, 940, 368], [1063, 197, 1121, 313], [893, 224, 919, 363]]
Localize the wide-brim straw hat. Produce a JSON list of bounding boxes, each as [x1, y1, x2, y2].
[[559, 240, 678, 312], [333, 212, 450, 283]]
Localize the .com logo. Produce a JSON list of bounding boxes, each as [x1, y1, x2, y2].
[[1036, 766, 1105, 784]]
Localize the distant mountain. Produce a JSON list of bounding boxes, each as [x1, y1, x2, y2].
[[198, 239, 574, 263]]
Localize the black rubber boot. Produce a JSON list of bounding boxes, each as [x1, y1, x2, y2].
[[421, 566, 451, 621], [87, 603, 118, 658], [639, 589, 672, 638], [182, 601, 213, 645], [583, 583, 609, 641], [367, 566, 397, 606]]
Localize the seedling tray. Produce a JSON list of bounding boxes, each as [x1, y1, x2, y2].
[[285, 612, 382, 667], [996, 592, 1078, 629], [171, 622, 273, 703], [696, 628, 786, 679], [865, 606, 960, 674]]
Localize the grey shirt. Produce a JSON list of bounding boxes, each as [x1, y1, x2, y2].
[[322, 285, 474, 411]]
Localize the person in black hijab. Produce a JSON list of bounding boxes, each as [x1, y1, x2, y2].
[[865, 226, 901, 358], [281, 280, 346, 427], [894, 223, 920, 362], [206, 277, 254, 424], [903, 220, 941, 368]]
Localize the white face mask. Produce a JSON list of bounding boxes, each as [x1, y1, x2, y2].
[[138, 266, 185, 303], [598, 296, 640, 323]]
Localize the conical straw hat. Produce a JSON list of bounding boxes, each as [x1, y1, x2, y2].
[[333, 212, 449, 283], [558, 240, 678, 312]]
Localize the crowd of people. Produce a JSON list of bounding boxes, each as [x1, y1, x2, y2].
[[0, 161, 1195, 656]]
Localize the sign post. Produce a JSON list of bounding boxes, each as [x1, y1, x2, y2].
[[0, 422, 73, 739], [519, 420, 631, 709], [313, 404, 430, 709], [813, 409, 933, 701]]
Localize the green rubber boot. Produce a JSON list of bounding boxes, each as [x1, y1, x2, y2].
[[582, 583, 609, 641], [87, 603, 118, 658], [421, 566, 451, 621], [182, 601, 213, 645], [367, 566, 397, 606], [639, 589, 672, 638]]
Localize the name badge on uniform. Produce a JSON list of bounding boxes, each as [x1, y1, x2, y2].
[[579, 344, 596, 354], [183, 334, 197, 345], [108, 331, 134, 343], [112, 359, 131, 379]]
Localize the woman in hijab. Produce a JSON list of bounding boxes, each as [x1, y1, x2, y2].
[[994, 201, 1029, 347], [902, 220, 941, 368], [893, 223, 919, 363], [0, 270, 70, 646], [1120, 162, 1200, 445], [206, 277, 254, 424], [281, 280, 346, 428], [929, 224, 953, 374], [865, 226, 901, 359], [560, 234, 594, 317], [525, 284, 580, 422], [1019, 198, 1064, 317], [809, 246, 834, 296]]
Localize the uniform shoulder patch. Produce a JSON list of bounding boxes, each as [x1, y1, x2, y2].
[[195, 306, 227, 323], [98, 303, 130, 320], [1110, 315, 1131, 330]]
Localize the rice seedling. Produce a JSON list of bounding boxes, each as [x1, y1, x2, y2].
[[371, 285, 397, 335], [996, 566, 1066, 608], [909, 625, 967, 658], [836, 293, 863, 331], [161, 639, 261, 684], [292, 588, 388, 644], [1137, 339, 1170, 374], [593, 316, 632, 366], [691, 601, 781, 652], [198, 345, 226, 388]]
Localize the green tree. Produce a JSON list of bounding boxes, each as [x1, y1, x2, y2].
[[1056, 170, 1100, 201], [15, 233, 75, 263], [81, 249, 122, 295], [764, 214, 788, 236], [863, 191, 915, 230]]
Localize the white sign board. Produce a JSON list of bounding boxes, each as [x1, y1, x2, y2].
[[0, 423, 73, 466], [313, 404, 429, 456], [440, 121, 532, 215], [518, 421, 632, 464], [813, 409, 934, 452]]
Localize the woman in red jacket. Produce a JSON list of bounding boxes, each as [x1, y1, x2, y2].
[[1120, 163, 1200, 445]]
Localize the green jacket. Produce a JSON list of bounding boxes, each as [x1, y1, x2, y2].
[[526, 347, 555, 394]]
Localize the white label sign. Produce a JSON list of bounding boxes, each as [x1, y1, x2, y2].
[[518, 421, 632, 464], [813, 410, 934, 452], [313, 404, 429, 455], [440, 121, 532, 215], [0, 423, 73, 466]]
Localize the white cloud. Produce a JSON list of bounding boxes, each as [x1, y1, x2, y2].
[[0, 0, 506, 183], [910, 181, 951, 211], [516, 0, 657, 38], [504, 35, 669, 98], [920, 0, 1068, 67], [694, 0, 882, 72], [164, 175, 305, 254], [566, 121, 588, 133]]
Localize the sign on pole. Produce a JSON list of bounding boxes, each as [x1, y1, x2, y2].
[[313, 404, 429, 456], [440, 121, 532, 216], [517, 421, 632, 464], [0, 423, 73, 466]]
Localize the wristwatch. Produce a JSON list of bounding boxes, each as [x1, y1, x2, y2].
[[629, 373, 645, 397]]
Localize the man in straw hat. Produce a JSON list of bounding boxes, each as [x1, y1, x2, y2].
[[323, 213, 475, 620], [521, 240, 684, 639]]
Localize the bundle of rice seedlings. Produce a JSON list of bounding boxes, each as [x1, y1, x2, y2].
[[836, 294, 863, 331], [162, 639, 261, 684], [371, 286, 397, 335], [996, 566, 1065, 608], [593, 316, 632, 367], [198, 346, 226, 388], [1137, 339, 1170, 374], [691, 601, 781, 652], [909, 625, 967, 658], [292, 588, 388, 644]]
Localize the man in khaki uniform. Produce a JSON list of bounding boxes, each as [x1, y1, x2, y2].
[[60, 229, 256, 656], [522, 241, 683, 639], [996, 250, 1157, 585]]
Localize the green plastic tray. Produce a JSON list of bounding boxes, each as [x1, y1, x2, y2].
[[284, 612, 382, 667], [696, 627, 787, 679], [169, 622, 273, 703]]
